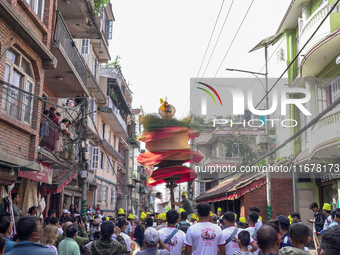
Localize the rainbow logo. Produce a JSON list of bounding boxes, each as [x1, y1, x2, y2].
[[196, 82, 223, 106]]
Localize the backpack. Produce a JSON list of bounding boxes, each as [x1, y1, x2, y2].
[[178, 222, 190, 233]]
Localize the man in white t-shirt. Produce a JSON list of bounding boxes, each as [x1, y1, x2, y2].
[[185, 203, 225, 255], [245, 212, 259, 255], [158, 209, 186, 255], [222, 211, 258, 255], [154, 192, 168, 214]]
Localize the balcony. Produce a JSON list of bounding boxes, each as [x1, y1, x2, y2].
[[57, 0, 100, 39], [102, 139, 124, 161], [299, 2, 340, 56], [39, 114, 78, 165], [99, 97, 128, 138], [45, 14, 89, 97], [307, 108, 340, 161], [132, 170, 140, 182], [127, 138, 140, 148], [298, 2, 340, 78]]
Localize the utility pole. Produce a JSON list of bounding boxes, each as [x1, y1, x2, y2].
[[264, 43, 272, 220], [80, 95, 88, 217]]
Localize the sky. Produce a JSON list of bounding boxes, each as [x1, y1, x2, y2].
[[109, 0, 291, 118]]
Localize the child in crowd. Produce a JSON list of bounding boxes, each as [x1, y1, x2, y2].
[[279, 223, 311, 255], [233, 230, 253, 255]]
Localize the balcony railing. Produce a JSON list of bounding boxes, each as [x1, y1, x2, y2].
[[39, 114, 78, 162], [54, 14, 88, 85], [299, 2, 340, 56], [108, 97, 127, 131]]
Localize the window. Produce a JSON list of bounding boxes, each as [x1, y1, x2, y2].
[[226, 144, 240, 158], [317, 86, 330, 114], [2, 48, 34, 124], [90, 147, 99, 170], [317, 74, 340, 113], [92, 54, 98, 80], [25, 0, 45, 20], [100, 9, 107, 36], [81, 39, 90, 64], [89, 97, 97, 123], [101, 121, 105, 139], [110, 188, 116, 204], [106, 20, 113, 39], [81, 39, 89, 54], [100, 152, 104, 169], [107, 157, 112, 172], [97, 185, 107, 202]]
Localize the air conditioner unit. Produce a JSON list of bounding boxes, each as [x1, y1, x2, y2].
[[256, 134, 268, 146]]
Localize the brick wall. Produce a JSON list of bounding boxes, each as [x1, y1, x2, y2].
[[271, 173, 294, 218], [241, 184, 268, 223], [0, 0, 56, 161]]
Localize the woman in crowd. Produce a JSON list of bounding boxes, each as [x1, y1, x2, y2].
[[41, 224, 59, 255], [69, 204, 77, 215], [49, 107, 59, 125], [28, 206, 38, 216]]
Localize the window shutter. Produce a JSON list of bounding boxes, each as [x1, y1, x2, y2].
[[97, 186, 102, 202], [110, 188, 114, 204], [91, 147, 99, 170], [102, 186, 107, 202]]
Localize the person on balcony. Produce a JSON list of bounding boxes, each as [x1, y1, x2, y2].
[[56, 119, 71, 153]]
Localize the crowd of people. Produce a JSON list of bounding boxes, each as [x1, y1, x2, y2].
[[1, 193, 340, 254]]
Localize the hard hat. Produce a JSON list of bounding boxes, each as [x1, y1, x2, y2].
[[182, 191, 187, 196], [323, 203, 331, 211], [191, 214, 196, 220], [118, 208, 125, 215], [179, 208, 186, 213], [159, 213, 166, 221], [217, 207, 222, 212], [239, 217, 246, 223], [128, 214, 135, 220], [288, 215, 293, 225], [234, 213, 237, 220], [140, 212, 146, 220], [210, 211, 213, 216], [146, 212, 151, 215]]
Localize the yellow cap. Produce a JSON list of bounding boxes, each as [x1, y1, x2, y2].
[[182, 191, 187, 196], [106, 217, 110, 221], [210, 211, 213, 216], [179, 208, 186, 213], [118, 208, 125, 215], [140, 212, 146, 220], [146, 212, 151, 215], [239, 217, 246, 223], [323, 203, 331, 211], [128, 214, 134, 220], [217, 207, 222, 212], [197, 217, 199, 222], [259, 215, 262, 221], [159, 213, 167, 221], [288, 215, 293, 225], [191, 214, 196, 220], [234, 213, 237, 220]]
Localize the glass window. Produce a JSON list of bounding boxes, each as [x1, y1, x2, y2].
[[6, 49, 19, 65], [3, 48, 34, 124], [21, 58, 33, 77], [81, 39, 89, 54], [25, 0, 45, 20], [2, 65, 10, 111]]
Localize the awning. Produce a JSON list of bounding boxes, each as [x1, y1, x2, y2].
[[196, 172, 266, 203], [45, 172, 77, 195]]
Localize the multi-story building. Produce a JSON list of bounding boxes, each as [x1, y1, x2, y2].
[[0, 0, 105, 217], [267, 0, 340, 224]]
